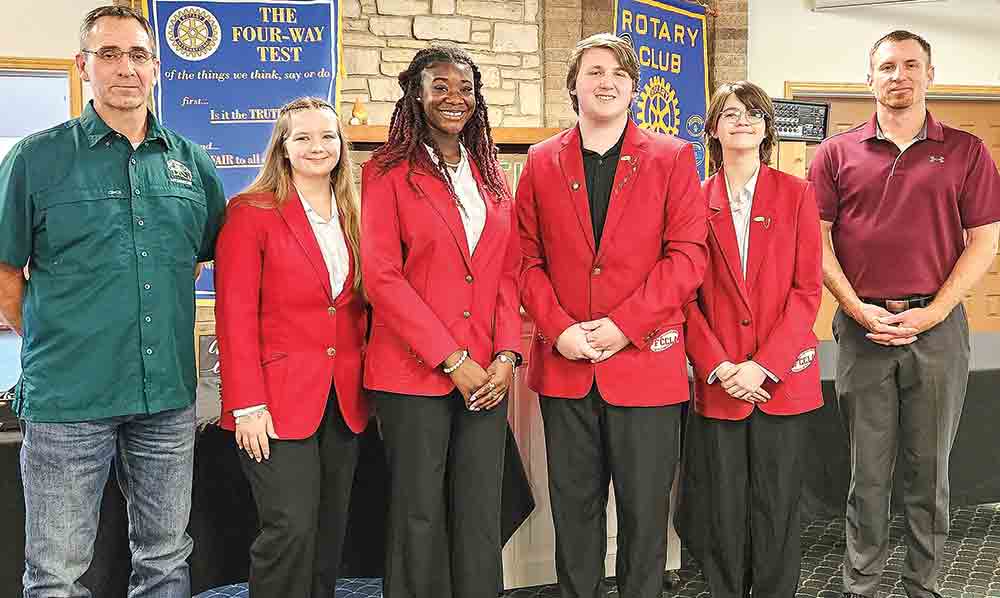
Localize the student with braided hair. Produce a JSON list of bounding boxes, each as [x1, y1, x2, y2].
[[361, 46, 522, 598]]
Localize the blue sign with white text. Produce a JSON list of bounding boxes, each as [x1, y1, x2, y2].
[[614, 0, 709, 178], [148, 0, 341, 297]]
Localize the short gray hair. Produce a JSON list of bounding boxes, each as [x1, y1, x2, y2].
[[79, 5, 157, 54]]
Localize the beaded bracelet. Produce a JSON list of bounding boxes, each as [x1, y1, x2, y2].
[[442, 349, 469, 374]]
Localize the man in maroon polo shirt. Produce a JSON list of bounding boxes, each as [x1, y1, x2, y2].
[[810, 30, 1000, 598]]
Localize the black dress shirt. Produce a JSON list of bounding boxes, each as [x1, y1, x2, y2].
[[581, 128, 626, 250]]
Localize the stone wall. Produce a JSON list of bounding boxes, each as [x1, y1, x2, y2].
[[542, 0, 582, 128], [708, 0, 748, 88], [340, 0, 544, 126]]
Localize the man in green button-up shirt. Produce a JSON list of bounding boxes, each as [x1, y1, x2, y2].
[[0, 7, 225, 597]]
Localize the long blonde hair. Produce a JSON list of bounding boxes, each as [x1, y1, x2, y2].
[[238, 97, 362, 292]]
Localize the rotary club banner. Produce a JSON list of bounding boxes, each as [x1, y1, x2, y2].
[[146, 0, 342, 298], [614, 0, 709, 178]]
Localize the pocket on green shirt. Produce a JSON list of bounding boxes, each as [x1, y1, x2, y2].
[[41, 189, 128, 274]]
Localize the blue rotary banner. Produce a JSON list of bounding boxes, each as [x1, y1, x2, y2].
[[147, 0, 342, 297], [614, 0, 709, 178]]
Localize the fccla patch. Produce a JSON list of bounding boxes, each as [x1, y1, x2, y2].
[[650, 329, 680, 353], [791, 348, 816, 373]]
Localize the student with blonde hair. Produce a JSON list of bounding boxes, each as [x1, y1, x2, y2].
[[517, 33, 707, 598], [215, 96, 369, 598]]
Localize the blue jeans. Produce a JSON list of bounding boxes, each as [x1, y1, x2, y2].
[[20, 403, 196, 598]]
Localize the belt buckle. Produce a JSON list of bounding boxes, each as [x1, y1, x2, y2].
[[885, 299, 909, 313]]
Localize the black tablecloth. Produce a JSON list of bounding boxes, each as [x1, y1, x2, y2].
[[0, 422, 533, 596], [2, 369, 998, 595], [799, 371, 1000, 521]]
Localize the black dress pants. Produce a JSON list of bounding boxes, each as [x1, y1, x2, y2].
[[683, 408, 808, 598], [539, 384, 681, 598], [239, 388, 360, 598], [374, 389, 507, 598]]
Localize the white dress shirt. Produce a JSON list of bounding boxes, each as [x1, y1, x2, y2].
[[233, 187, 350, 420], [707, 164, 777, 385], [298, 189, 351, 299], [725, 165, 760, 277], [425, 143, 487, 254]]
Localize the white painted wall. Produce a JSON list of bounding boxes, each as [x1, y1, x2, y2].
[[0, 1, 108, 59], [748, 0, 1000, 98]]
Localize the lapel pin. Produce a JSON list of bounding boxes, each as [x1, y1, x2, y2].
[[753, 216, 772, 229], [571, 182, 580, 190], [621, 155, 631, 162]]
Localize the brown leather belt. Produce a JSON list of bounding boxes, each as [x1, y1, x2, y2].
[[860, 295, 934, 314]]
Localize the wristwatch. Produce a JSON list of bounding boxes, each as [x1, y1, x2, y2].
[[495, 351, 522, 367]]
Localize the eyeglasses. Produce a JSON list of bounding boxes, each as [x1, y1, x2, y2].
[[719, 108, 767, 124], [81, 47, 156, 65]]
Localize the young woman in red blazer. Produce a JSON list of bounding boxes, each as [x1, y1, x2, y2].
[[682, 81, 823, 598], [214, 97, 368, 598], [361, 46, 521, 598]]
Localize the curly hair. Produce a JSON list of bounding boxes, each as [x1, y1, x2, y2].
[[370, 46, 510, 202]]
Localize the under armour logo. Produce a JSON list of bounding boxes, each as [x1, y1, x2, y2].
[[929, 155, 945, 163]]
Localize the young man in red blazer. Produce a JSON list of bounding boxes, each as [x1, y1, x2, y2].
[[682, 81, 823, 598], [516, 33, 707, 598]]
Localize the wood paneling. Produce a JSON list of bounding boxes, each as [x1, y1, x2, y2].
[[785, 83, 1000, 338]]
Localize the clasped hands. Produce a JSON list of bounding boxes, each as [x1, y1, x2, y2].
[[555, 318, 629, 363], [852, 302, 943, 346], [714, 360, 770, 404], [444, 350, 514, 411]]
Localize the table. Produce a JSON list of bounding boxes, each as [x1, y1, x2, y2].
[[2, 336, 998, 595]]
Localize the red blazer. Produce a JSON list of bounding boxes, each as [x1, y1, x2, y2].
[[360, 157, 521, 396], [683, 165, 823, 420], [517, 121, 708, 406], [215, 191, 369, 438]]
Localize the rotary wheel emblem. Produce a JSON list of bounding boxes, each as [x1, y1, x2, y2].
[[166, 6, 222, 61], [637, 76, 681, 136]]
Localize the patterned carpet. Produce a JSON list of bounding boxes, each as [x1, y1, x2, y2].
[[195, 503, 1000, 598]]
